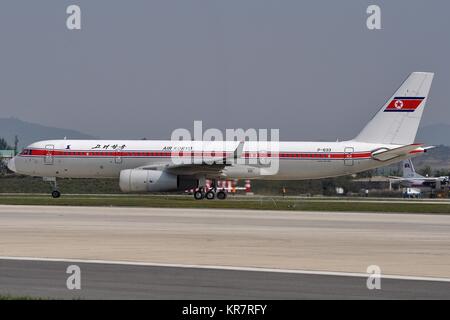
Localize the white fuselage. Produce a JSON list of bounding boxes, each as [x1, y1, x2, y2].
[[9, 139, 419, 180]]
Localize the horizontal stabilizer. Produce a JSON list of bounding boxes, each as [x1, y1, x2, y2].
[[371, 144, 424, 162]]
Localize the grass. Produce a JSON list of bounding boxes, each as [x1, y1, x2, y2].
[[0, 294, 48, 300], [0, 194, 449, 214]]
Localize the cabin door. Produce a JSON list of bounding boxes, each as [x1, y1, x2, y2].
[[44, 144, 54, 165], [344, 147, 354, 166]]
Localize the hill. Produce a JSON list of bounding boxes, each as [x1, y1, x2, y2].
[[410, 145, 450, 170], [0, 117, 95, 149]]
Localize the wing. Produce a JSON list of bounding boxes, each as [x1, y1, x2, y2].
[[139, 141, 245, 177]]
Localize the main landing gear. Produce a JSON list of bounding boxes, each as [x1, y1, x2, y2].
[[194, 189, 205, 200], [205, 190, 216, 200], [216, 190, 227, 200], [193, 188, 227, 200], [193, 180, 228, 200]]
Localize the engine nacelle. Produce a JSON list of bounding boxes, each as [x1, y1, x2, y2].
[[119, 169, 197, 192]]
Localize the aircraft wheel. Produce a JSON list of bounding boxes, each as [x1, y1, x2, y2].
[[205, 190, 216, 200], [216, 190, 227, 200], [193, 190, 205, 200], [51, 190, 61, 199]]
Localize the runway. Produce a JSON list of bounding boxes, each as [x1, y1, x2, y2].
[[1, 205, 449, 277], [0, 205, 449, 299], [1, 258, 449, 299]]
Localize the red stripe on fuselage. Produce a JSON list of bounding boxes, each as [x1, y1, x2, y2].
[[21, 149, 374, 159]]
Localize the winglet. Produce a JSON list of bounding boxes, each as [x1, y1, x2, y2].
[[223, 141, 245, 165], [233, 141, 245, 159]]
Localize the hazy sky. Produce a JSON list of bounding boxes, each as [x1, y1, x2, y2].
[[1, 0, 449, 140]]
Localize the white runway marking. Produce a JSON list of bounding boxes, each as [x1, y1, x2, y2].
[[1, 256, 449, 283]]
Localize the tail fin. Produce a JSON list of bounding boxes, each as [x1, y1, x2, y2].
[[354, 72, 434, 145], [402, 159, 423, 179]]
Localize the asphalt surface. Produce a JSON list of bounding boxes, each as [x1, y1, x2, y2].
[[1, 259, 449, 299], [1, 205, 449, 277], [1, 205, 449, 299]]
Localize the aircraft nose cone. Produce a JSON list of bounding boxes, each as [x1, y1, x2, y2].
[[7, 157, 16, 173]]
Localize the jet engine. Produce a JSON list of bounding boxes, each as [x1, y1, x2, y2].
[[119, 169, 197, 192]]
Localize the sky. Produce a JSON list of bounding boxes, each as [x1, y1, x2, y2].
[[0, 0, 449, 141]]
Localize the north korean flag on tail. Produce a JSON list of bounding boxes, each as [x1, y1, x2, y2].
[[384, 97, 425, 112]]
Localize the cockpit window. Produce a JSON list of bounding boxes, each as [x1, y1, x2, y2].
[[20, 149, 31, 155]]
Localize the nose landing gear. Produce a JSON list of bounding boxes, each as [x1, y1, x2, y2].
[[44, 177, 61, 198], [51, 190, 61, 198]]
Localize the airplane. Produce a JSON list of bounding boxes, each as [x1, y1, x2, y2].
[[8, 72, 434, 200], [389, 159, 449, 188]]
